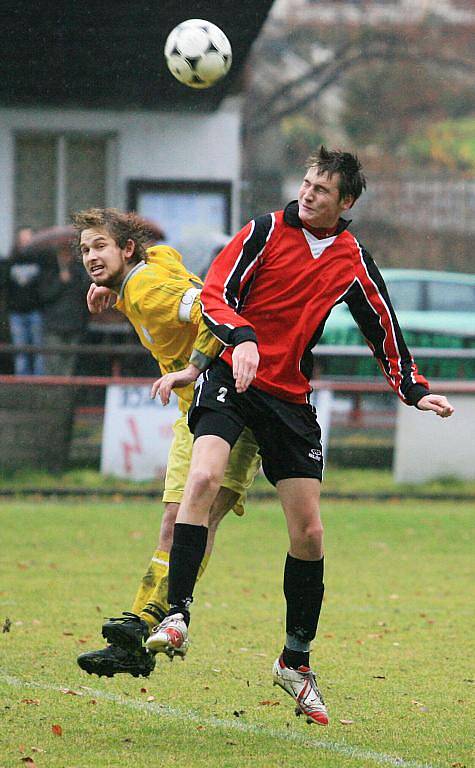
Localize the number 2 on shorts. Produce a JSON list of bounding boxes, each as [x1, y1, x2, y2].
[[216, 386, 228, 403]]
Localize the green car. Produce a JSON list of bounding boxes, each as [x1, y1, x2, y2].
[[318, 269, 475, 379]]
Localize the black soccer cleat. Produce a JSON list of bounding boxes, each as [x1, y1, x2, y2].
[[101, 611, 150, 650], [77, 644, 156, 678]]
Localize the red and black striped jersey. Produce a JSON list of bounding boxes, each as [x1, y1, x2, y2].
[[201, 201, 430, 406]]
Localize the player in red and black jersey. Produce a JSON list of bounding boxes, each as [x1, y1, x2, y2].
[[147, 147, 454, 725]]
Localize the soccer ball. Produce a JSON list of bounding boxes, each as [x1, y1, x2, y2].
[[164, 19, 232, 89]]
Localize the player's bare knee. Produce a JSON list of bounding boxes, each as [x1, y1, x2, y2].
[[292, 520, 324, 558], [187, 467, 221, 499]]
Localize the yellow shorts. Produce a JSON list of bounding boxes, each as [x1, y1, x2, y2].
[[163, 414, 261, 515]]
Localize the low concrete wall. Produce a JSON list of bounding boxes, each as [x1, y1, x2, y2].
[[393, 394, 475, 483], [0, 385, 75, 473]]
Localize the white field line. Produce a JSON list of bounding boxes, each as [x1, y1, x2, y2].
[[1, 671, 438, 768]]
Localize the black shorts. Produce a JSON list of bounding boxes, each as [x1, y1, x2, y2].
[[189, 359, 323, 486]]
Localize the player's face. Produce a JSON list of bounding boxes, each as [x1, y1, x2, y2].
[[80, 228, 135, 288], [297, 168, 353, 229]]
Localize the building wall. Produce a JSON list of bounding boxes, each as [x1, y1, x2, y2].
[[0, 100, 241, 254]]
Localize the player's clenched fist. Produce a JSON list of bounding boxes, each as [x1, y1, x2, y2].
[[416, 394, 454, 418], [87, 283, 113, 314]]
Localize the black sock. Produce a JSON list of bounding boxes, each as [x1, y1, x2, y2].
[[282, 646, 310, 670], [283, 553, 324, 651], [167, 523, 208, 624]]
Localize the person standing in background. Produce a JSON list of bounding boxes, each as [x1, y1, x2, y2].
[[7, 226, 45, 375], [40, 245, 90, 375]]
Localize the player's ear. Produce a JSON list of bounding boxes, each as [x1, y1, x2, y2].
[[342, 195, 355, 211], [124, 238, 136, 261]]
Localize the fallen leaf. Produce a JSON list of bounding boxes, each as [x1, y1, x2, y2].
[[2, 617, 11, 633], [140, 688, 148, 693], [20, 759, 37, 767], [146, 696, 155, 702], [226, 740, 237, 745], [51, 724, 62, 736], [372, 675, 386, 679], [21, 699, 40, 706], [196, 725, 205, 730], [339, 719, 354, 725], [62, 631, 74, 636], [259, 700, 280, 706], [60, 688, 83, 696], [451, 763, 466, 767], [18, 745, 26, 753], [90, 699, 97, 705], [95, 606, 102, 613], [31, 748, 45, 754]]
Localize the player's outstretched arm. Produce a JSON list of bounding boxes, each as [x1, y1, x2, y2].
[[151, 364, 201, 405], [232, 341, 259, 394], [87, 283, 113, 313], [416, 394, 454, 418]]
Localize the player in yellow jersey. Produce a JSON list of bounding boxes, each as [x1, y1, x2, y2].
[[73, 208, 260, 678]]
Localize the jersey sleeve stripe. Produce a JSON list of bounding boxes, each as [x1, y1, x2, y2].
[[222, 213, 274, 310]]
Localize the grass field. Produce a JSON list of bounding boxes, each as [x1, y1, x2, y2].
[[1, 494, 474, 768]]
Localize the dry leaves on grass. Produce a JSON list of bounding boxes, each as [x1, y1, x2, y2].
[[259, 700, 280, 706], [339, 719, 354, 725], [51, 724, 63, 737], [20, 758, 37, 767], [60, 688, 83, 696], [2, 617, 11, 633], [20, 699, 40, 706]]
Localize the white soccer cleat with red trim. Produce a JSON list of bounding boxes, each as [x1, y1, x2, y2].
[[272, 655, 329, 725], [145, 613, 189, 660]]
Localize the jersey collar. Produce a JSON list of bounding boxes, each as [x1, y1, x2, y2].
[[283, 200, 351, 235], [118, 260, 148, 300]]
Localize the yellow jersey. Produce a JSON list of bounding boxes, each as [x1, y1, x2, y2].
[[114, 245, 221, 413]]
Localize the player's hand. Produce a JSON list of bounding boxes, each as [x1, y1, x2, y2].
[[87, 283, 113, 314], [417, 394, 454, 418], [151, 364, 201, 405], [232, 341, 259, 394]]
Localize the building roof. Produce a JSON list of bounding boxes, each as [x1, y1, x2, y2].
[[2, 0, 274, 111]]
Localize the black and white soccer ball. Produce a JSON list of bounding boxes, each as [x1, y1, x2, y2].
[[164, 19, 232, 89]]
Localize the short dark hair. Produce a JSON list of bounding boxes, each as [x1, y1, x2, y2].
[[306, 146, 366, 204], [72, 208, 152, 263]]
